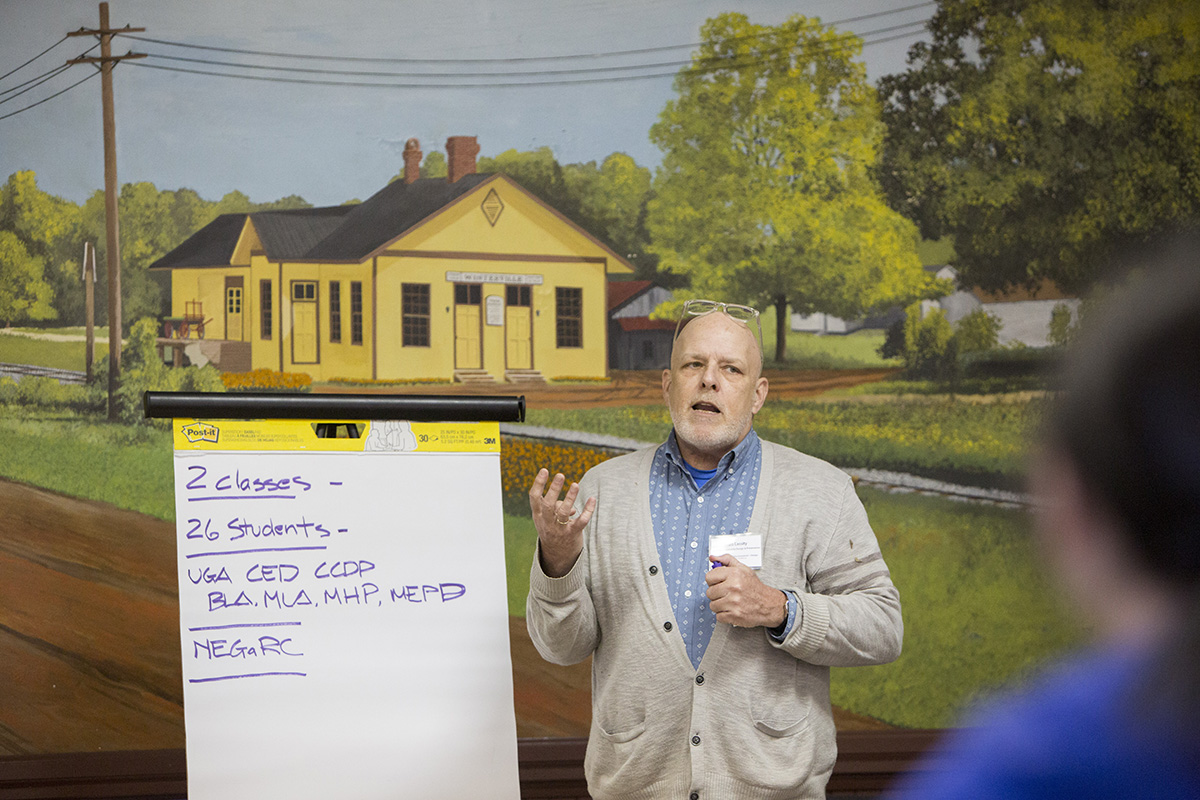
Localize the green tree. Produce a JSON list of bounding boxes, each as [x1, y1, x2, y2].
[[902, 301, 955, 379], [479, 147, 583, 224], [563, 153, 656, 276], [878, 0, 1200, 294], [421, 151, 447, 179], [1047, 303, 1075, 347], [647, 13, 941, 362], [79, 183, 173, 327], [954, 308, 1001, 354], [0, 171, 79, 324], [479, 148, 658, 274], [0, 230, 55, 327]]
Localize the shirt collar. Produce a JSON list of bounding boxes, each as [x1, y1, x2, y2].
[[663, 428, 760, 477]]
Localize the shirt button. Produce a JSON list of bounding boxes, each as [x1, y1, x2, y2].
[[690, 541, 698, 549], [684, 590, 692, 598], [697, 496, 704, 503], [663, 621, 673, 632], [695, 674, 704, 685], [691, 734, 701, 746], [649, 565, 658, 575]]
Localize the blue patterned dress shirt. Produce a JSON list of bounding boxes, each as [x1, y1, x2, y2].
[[649, 429, 797, 669]]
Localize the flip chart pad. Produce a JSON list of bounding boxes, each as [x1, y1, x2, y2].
[[171, 419, 520, 800]]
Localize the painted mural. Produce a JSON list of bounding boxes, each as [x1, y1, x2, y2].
[[1, 0, 1196, 762]]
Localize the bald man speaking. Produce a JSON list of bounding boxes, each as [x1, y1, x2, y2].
[[527, 299, 903, 800]]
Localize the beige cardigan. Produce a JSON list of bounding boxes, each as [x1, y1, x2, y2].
[[527, 440, 903, 800]]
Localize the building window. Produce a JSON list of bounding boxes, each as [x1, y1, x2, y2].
[[556, 287, 582, 348], [350, 281, 363, 346], [506, 284, 531, 306], [329, 281, 342, 344], [454, 283, 482, 306], [402, 283, 430, 347], [260, 280, 272, 339], [292, 281, 316, 301]]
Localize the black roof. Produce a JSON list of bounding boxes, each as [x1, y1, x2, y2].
[[148, 213, 246, 269], [148, 172, 639, 276], [305, 174, 493, 261], [150, 175, 496, 270], [250, 206, 354, 260], [149, 207, 356, 270]]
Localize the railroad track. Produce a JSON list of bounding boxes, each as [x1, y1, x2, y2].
[[0, 362, 87, 384]]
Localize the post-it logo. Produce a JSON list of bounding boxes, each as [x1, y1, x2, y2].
[[182, 422, 220, 444]]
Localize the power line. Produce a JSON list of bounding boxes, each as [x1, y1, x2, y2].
[[0, 68, 101, 121], [0, 44, 98, 100], [0, 35, 69, 82], [127, 29, 925, 90], [134, 19, 925, 81], [0, 63, 72, 100], [113, 1, 934, 65], [0, 63, 74, 104]]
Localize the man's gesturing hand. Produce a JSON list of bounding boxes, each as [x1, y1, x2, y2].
[[529, 468, 596, 578], [705, 555, 788, 629]]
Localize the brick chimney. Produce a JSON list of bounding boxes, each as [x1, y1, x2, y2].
[[446, 136, 480, 183], [402, 138, 422, 184]]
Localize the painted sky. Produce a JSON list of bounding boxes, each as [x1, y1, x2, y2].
[[0, 0, 934, 208]]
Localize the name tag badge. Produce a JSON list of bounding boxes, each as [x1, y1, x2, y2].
[[709, 533, 762, 570]]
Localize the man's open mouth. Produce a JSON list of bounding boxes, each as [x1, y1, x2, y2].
[[691, 401, 721, 414]]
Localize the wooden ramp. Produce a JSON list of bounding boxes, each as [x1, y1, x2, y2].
[[0, 480, 184, 755]]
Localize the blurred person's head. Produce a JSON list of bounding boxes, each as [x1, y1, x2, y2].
[[1033, 229, 1200, 733]]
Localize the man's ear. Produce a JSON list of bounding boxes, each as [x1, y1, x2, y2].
[[752, 376, 768, 414], [662, 368, 672, 404]]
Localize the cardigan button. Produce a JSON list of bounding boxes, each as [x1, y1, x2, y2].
[[691, 735, 701, 746], [663, 621, 673, 632], [690, 793, 700, 800], [695, 674, 704, 685], [648, 565, 658, 575]]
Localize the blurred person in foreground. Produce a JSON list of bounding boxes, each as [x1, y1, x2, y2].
[[891, 231, 1200, 799], [527, 299, 903, 800]]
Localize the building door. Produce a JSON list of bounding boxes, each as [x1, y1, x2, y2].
[[225, 277, 244, 341], [291, 281, 319, 364], [505, 284, 532, 369], [454, 283, 482, 369]]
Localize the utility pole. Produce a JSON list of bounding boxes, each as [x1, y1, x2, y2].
[[67, 3, 145, 420], [82, 241, 96, 382]]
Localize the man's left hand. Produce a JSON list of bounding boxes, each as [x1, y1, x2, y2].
[[706, 555, 788, 629]]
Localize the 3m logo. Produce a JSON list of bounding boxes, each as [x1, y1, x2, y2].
[[483, 437, 496, 445], [182, 422, 219, 444]]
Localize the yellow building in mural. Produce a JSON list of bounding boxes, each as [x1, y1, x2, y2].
[[150, 136, 634, 383]]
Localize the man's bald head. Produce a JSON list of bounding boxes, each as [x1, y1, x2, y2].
[[673, 311, 764, 379]]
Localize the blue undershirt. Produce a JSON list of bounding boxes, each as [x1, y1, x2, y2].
[[683, 462, 719, 489]]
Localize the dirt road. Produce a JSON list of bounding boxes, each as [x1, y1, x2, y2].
[[316, 368, 899, 409]]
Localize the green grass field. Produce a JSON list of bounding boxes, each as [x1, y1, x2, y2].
[[0, 407, 174, 519], [0, 331, 108, 372], [833, 488, 1081, 728], [758, 306, 898, 369], [527, 396, 1040, 490]]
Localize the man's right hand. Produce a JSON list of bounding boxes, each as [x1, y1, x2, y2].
[[529, 468, 596, 578]]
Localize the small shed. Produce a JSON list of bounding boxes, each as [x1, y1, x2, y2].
[[608, 281, 675, 370]]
